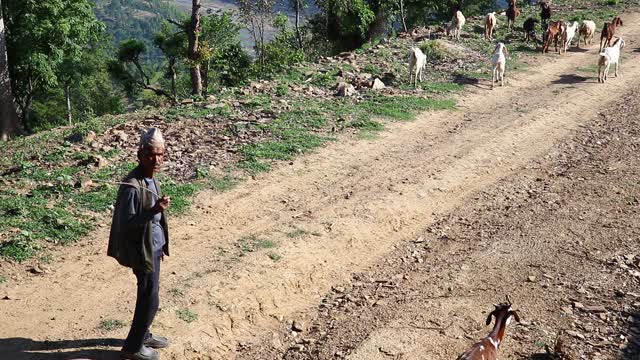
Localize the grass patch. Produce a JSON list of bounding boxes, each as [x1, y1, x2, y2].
[[577, 65, 598, 73], [169, 288, 186, 297], [267, 252, 282, 261], [98, 319, 126, 331], [237, 235, 277, 255], [0, 275, 6, 283], [176, 308, 198, 323], [210, 175, 238, 192], [286, 226, 309, 238]]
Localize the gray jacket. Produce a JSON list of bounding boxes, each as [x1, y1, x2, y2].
[[108, 166, 169, 273]]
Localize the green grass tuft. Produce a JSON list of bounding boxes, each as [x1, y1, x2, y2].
[[98, 319, 126, 331], [176, 308, 198, 323]]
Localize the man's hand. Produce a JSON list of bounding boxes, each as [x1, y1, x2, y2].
[[151, 196, 171, 213]]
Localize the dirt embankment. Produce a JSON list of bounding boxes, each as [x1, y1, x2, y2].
[[1, 12, 640, 360]]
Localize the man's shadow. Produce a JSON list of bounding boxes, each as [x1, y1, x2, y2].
[[0, 337, 122, 360]]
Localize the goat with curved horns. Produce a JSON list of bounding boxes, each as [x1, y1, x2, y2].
[[458, 297, 521, 360]]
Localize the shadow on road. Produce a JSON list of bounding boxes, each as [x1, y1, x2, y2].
[[0, 337, 122, 360], [551, 74, 592, 84]]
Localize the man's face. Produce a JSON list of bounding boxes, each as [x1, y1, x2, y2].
[[138, 146, 165, 174]]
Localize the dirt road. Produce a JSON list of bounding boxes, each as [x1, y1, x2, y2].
[[2, 14, 640, 360]]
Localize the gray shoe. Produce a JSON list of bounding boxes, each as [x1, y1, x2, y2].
[[120, 345, 159, 360], [144, 333, 170, 349]]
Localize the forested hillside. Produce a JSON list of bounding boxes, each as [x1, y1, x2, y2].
[[92, 0, 184, 59]]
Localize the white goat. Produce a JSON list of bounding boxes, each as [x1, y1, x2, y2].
[[561, 21, 579, 53], [578, 20, 596, 48], [491, 42, 508, 89], [598, 37, 625, 83], [409, 47, 427, 87], [447, 11, 466, 41]]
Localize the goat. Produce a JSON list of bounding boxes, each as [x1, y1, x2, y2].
[[600, 16, 623, 51], [491, 43, 508, 89], [598, 37, 625, 83], [561, 21, 579, 53], [523, 17, 539, 43], [542, 20, 565, 54], [506, 0, 521, 31], [457, 298, 521, 360], [485, 12, 498, 40], [539, 1, 551, 26], [408, 47, 427, 87], [578, 20, 596, 48], [447, 11, 466, 41]]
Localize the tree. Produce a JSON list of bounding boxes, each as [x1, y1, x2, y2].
[[168, 0, 203, 96], [237, 0, 276, 70], [0, 0, 17, 140], [187, 0, 202, 96], [154, 23, 186, 102], [2, 0, 104, 131], [290, 0, 308, 50], [109, 39, 172, 99], [199, 11, 245, 95]]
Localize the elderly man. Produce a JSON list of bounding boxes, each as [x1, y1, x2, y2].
[[108, 128, 171, 360]]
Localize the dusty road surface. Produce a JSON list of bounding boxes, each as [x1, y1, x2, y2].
[[2, 13, 640, 360]]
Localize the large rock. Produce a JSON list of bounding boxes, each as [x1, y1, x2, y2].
[[335, 82, 356, 97], [371, 78, 386, 90]]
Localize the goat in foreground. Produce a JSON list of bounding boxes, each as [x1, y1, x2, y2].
[[578, 20, 596, 48], [506, 0, 521, 31], [447, 11, 466, 41], [491, 43, 508, 89], [408, 47, 427, 87], [598, 37, 625, 83], [600, 16, 623, 51], [562, 21, 579, 53], [457, 299, 521, 360], [485, 12, 498, 40]]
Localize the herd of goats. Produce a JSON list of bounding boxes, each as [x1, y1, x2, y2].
[[409, 0, 627, 90], [409, 2, 628, 360]]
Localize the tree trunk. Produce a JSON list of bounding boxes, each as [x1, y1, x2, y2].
[[169, 59, 177, 103], [188, 0, 202, 96], [65, 84, 72, 125], [201, 59, 209, 97], [0, 0, 18, 141], [399, 0, 408, 33], [294, 0, 303, 50]]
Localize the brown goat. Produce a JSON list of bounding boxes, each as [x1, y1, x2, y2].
[[600, 16, 624, 51], [457, 299, 521, 360], [506, 0, 521, 31], [543, 20, 565, 54], [485, 12, 498, 40]]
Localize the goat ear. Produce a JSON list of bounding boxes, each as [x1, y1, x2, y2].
[[503, 46, 509, 56], [486, 311, 495, 326], [510, 310, 521, 323]]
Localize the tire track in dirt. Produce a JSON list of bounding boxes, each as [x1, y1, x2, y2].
[[2, 13, 640, 360]]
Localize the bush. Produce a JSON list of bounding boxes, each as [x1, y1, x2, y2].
[[260, 14, 305, 76]]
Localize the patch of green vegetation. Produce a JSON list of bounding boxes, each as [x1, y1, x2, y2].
[[210, 175, 238, 192], [169, 288, 185, 297], [267, 252, 282, 261], [311, 69, 340, 88], [362, 64, 382, 76], [164, 104, 232, 121], [0, 275, 6, 284], [98, 319, 126, 331], [420, 40, 459, 61], [286, 226, 309, 238], [577, 65, 598, 73], [39, 253, 53, 264], [238, 159, 271, 174], [237, 234, 277, 255], [176, 308, 198, 323], [158, 178, 200, 215]]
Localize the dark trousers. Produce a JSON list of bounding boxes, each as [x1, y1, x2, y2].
[[123, 253, 161, 352]]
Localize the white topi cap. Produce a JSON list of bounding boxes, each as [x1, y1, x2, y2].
[[139, 127, 165, 149]]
